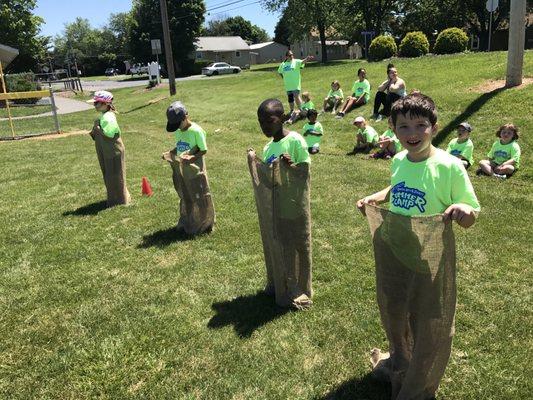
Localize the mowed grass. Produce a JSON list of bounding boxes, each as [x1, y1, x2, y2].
[[0, 51, 532, 399]]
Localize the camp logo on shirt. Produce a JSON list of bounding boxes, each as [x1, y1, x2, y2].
[[391, 181, 427, 213], [450, 149, 462, 156], [266, 154, 277, 164], [176, 140, 191, 152], [356, 88, 363, 94], [494, 150, 509, 158], [283, 64, 294, 72]]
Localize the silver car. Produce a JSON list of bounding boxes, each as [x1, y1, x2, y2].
[[202, 62, 241, 76]]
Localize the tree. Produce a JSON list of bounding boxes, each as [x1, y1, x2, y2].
[[273, 10, 292, 45], [204, 16, 270, 43], [0, 0, 48, 72], [129, 0, 205, 72]]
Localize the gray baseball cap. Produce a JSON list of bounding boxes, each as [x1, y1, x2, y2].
[[166, 101, 187, 132], [458, 122, 472, 132]]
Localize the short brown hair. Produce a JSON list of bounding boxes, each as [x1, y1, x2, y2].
[[391, 93, 438, 127], [496, 123, 519, 141]]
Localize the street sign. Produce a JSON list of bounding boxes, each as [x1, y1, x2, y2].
[[151, 39, 162, 55], [486, 0, 498, 12], [361, 31, 375, 36]]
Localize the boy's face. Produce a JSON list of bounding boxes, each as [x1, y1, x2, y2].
[[499, 128, 514, 144], [308, 114, 317, 123], [178, 117, 189, 131], [457, 126, 470, 141], [358, 70, 366, 80], [354, 121, 365, 129], [332, 83, 339, 90], [394, 112, 437, 160], [258, 111, 282, 137]]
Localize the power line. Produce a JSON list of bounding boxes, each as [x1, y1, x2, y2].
[[208, 0, 262, 17]]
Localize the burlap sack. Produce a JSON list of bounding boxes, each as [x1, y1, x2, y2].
[[91, 120, 130, 207], [247, 150, 312, 309], [365, 204, 456, 400], [162, 149, 215, 235]]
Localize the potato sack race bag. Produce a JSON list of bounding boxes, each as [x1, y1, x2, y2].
[[247, 150, 312, 310], [365, 204, 457, 400], [162, 149, 215, 235], [90, 120, 130, 207]]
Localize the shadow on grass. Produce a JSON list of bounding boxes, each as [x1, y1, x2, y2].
[[207, 291, 289, 338], [315, 373, 390, 400], [62, 200, 107, 216], [433, 86, 506, 146], [137, 226, 194, 248]]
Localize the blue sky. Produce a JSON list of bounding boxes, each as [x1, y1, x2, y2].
[[35, 0, 280, 38]]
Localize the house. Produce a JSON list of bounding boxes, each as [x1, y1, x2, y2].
[[249, 41, 289, 64], [194, 36, 251, 68], [290, 34, 362, 61]]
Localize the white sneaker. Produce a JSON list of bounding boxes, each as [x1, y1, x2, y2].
[[493, 173, 507, 179], [376, 114, 384, 122]]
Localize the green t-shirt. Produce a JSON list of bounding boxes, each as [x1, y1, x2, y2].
[[351, 79, 371, 102], [358, 125, 378, 144], [277, 59, 305, 92], [173, 122, 207, 155], [446, 138, 474, 165], [389, 149, 480, 217], [383, 128, 402, 152], [99, 111, 121, 138], [488, 140, 521, 169], [301, 100, 315, 111], [302, 121, 323, 148], [263, 131, 311, 165], [326, 88, 344, 99]]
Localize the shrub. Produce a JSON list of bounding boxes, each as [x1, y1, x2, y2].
[[5, 73, 42, 104], [399, 31, 430, 57], [368, 35, 397, 61], [180, 59, 212, 76], [434, 28, 469, 54]]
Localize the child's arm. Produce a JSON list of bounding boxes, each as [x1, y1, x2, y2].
[[377, 79, 390, 92], [443, 203, 476, 228], [357, 186, 391, 216], [305, 130, 323, 136], [302, 55, 314, 64], [180, 150, 206, 162]]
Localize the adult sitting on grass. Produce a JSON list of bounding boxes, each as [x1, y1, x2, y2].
[[336, 68, 370, 119], [372, 64, 406, 121], [278, 50, 314, 122]]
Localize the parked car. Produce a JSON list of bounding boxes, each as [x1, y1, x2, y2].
[[129, 63, 149, 75], [202, 62, 241, 76], [105, 68, 119, 76]]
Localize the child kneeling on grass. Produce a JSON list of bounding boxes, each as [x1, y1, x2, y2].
[[348, 116, 378, 155], [477, 123, 521, 179], [302, 109, 323, 154], [247, 98, 312, 310], [446, 122, 474, 169], [357, 93, 480, 400]]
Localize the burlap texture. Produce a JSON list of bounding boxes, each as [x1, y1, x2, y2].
[[162, 149, 215, 235], [247, 150, 312, 309], [365, 204, 456, 400], [91, 120, 130, 207]]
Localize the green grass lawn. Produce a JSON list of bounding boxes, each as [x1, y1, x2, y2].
[[0, 51, 532, 399], [0, 103, 52, 119]]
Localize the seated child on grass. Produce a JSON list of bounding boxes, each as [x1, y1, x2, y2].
[[446, 122, 474, 169], [336, 68, 370, 119], [348, 116, 378, 155], [477, 123, 521, 179], [322, 80, 344, 115], [288, 91, 315, 124], [371, 116, 402, 159], [302, 109, 323, 154]]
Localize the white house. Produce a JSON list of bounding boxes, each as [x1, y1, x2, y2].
[[249, 41, 289, 64], [194, 36, 251, 68], [290, 35, 362, 61]]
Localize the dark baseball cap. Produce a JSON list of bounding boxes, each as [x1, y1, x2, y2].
[[166, 101, 187, 132]]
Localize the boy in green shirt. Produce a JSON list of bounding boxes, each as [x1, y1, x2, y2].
[[336, 68, 370, 118], [288, 91, 315, 124], [357, 93, 480, 399], [348, 116, 378, 155], [477, 123, 521, 179], [446, 122, 474, 168], [302, 109, 323, 154]]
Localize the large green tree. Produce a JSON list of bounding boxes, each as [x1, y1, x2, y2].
[[273, 9, 292, 46], [0, 0, 48, 72], [129, 0, 205, 72], [204, 16, 269, 43]]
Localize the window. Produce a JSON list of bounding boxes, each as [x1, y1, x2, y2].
[[196, 52, 202, 59], [235, 51, 241, 57]]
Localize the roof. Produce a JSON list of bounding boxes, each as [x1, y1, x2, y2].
[[249, 41, 287, 50], [195, 36, 250, 51], [315, 40, 349, 46], [0, 44, 19, 66]]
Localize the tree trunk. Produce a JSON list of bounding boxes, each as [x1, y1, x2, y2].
[[317, 18, 328, 63]]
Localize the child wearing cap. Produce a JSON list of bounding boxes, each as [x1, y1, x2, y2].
[[302, 109, 323, 154], [88, 90, 130, 207], [477, 123, 521, 179], [446, 122, 474, 168], [163, 101, 215, 235], [348, 116, 378, 155]]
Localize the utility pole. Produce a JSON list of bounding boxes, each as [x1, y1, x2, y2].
[[506, 0, 526, 87], [159, 0, 176, 95]]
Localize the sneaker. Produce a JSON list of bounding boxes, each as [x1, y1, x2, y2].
[[376, 114, 384, 122], [370, 113, 378, 120], [493, 173, 507, 179], [331, 109, 337, 115], [475, 168, 484, 176], [335, 112, 345, 119]]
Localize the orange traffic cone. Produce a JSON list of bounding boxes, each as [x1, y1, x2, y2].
[[141, 176, 153, 196]]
